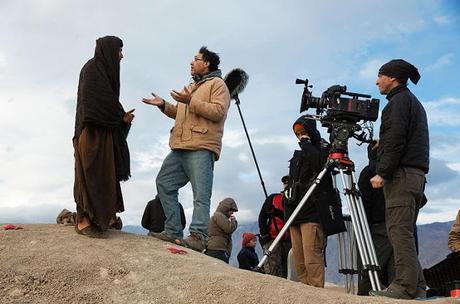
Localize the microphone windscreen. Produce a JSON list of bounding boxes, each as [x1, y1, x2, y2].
[[224, 68, 249, 99]]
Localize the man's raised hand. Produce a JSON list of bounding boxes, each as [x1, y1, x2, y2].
[[142, 93, 165, 107], [170, 86, 191, 104]]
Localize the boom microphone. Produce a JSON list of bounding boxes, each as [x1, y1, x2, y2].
[[224, 68, 267, 198], [224, 68, 249, 99]]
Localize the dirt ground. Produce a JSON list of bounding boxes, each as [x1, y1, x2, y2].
[[0, 224, 458, 304]]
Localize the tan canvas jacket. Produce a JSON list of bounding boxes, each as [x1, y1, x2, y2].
[[162, 76, 230, 161]]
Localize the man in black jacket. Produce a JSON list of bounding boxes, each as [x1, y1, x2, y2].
[[357, 141, 394, 295], [370, 59, 429, 300]]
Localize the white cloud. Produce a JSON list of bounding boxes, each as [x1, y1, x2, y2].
[[222, 129, 246, 148], [0, 0, 458, 226], [418, 198, 459, 224], [0, 51, 6, 68], [425, 53, 454, 71], [447, 162, 460, 171], [431, 137, 460, 162], [433, 15, 455, 25], [0, 89, 74, 207], [238, 152, 250, 163], [132, 136, 170, 172], [424, 97, 460, 127], [358, 59, 385, 81]]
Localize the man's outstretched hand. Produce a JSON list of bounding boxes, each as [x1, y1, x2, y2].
[[142, 93, 165, 107], [170, 86, 191, 104]]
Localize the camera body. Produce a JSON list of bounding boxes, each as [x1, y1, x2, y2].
[[297, 79, 379, 123], [296, 78, 380, 154]]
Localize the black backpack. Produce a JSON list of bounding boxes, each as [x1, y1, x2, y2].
[[141, 195, 186, 233]]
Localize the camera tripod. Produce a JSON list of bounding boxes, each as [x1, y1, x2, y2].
[[337, 215, 358, 294], [255, 151, 382, 292]]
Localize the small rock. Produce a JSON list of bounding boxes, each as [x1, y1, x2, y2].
[[9, 288, 24, 297], [100, 267, 109, 279]]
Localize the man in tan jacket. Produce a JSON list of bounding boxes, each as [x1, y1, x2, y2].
[[142, 46, 231, 251], [448, 210, 460, 252]]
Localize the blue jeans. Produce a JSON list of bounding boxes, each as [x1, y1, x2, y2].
[[156, 149, 214, 240]]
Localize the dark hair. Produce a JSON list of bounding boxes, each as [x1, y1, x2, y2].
[[199, 46, 220, 72]]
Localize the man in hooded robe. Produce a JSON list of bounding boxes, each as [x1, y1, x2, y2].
[[73, 36, 134, 238], [370, 59, 429, 299]]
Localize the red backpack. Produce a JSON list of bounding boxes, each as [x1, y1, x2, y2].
[[269, 193, 290, 240]]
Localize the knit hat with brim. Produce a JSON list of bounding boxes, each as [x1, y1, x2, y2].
[[242, 232, 257, 246]]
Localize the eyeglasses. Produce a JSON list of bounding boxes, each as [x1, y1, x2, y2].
[[193, 56, 205, 62]]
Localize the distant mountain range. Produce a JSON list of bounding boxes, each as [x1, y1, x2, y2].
[[123, 220, 454, 284]]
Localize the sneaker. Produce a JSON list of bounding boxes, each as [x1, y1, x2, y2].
[[148, 231, 186, 247], [369, 288, 411, 299], [415, 288, 427, 299], [184, 233, 206, 252]]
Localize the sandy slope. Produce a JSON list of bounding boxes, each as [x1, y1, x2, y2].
[[0, 224, 457, 304]]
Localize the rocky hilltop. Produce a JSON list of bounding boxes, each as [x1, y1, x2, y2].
[[0, 224, 456, 304]]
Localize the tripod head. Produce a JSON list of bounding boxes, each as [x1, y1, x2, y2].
[[302, 114, 375, 170], [303, 114, 373, 151], [326, 120, 361, 155]]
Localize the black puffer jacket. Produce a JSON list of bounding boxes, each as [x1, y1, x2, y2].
[[358, 143, 385, 225], [376, 85, 429, 179]]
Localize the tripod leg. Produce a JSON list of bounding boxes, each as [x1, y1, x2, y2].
[[346, 219, 355, 294], [338, 169, 381, 291], [344, 171, 381, 290], [350, 171, 382, 291], [255, 167, 330, 270], [351, 226, 358, 294], [337, 231, 348, 293]]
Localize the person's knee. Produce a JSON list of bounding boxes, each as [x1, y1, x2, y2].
[[305, 252, 324, 266], [155, 172, 167, 189], [387, 223, 413, 242]]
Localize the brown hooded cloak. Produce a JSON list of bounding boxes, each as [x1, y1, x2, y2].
[[73, 36, 129, 230]]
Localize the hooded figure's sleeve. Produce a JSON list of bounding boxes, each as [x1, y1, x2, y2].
[[448, 210, 460, 252], [214, 213, 238, 234]]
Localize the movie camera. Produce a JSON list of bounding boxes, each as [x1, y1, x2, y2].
[[296, 78, 380, 153], [296, 78, 379, 122]]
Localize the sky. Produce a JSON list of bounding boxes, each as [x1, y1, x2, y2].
[[0, 0, 459, 227]]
